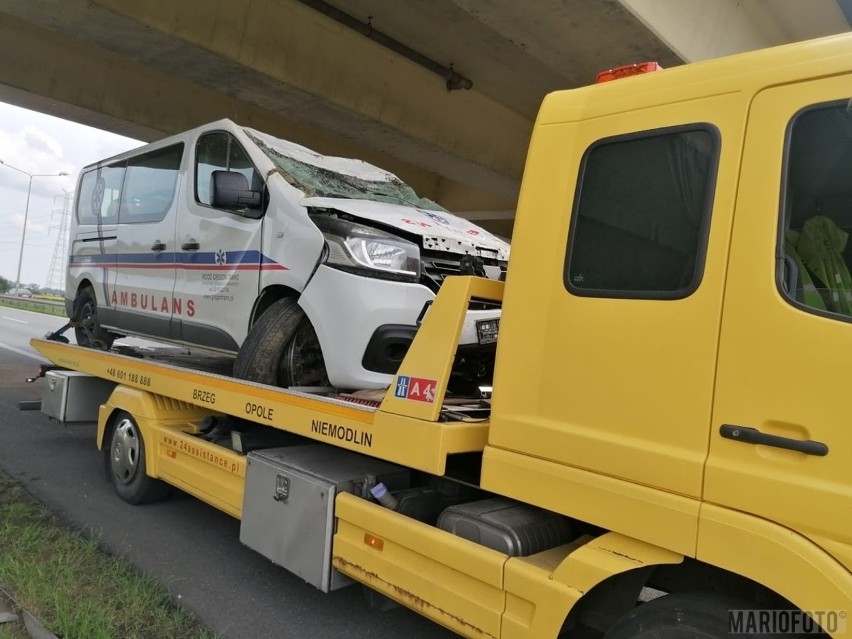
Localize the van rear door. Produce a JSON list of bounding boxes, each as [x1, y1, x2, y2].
[[68, 164, 122, 324]]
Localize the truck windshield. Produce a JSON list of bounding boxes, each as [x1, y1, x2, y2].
[[244, 128, 448, 212]]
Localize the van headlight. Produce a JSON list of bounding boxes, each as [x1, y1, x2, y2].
[[313, 216, 420, 282]]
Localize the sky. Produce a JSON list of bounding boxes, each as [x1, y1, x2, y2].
[[0, 101, 142, 290]]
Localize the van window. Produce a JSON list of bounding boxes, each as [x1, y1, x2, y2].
[[195, 132, 262, 211], [76, 164, 125, 225], [564, 125, 718, 299], [118, 144, 183, 224], [780, 100, 852, 317]]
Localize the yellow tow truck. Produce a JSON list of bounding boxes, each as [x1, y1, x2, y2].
[[30, 33, 852, 638]]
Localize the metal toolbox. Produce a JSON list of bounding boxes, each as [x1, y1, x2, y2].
[[240, 445, 408, 592], [41, 370, 116, 423], [437, 497, 572, 557]]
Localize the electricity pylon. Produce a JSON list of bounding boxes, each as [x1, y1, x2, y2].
[[45, 190, 74, 291]]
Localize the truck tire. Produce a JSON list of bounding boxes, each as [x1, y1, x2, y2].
[[107, 412, 171, 505], [73, 285, 115, 350], [233, 297, 329, 387], [604, 592, 781, 639]]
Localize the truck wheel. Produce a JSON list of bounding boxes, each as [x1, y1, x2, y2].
[[107, 412, 170, 505], [604, 592, 780, 639], [74, 285, 115, 350], [233, 297, 330, 387]]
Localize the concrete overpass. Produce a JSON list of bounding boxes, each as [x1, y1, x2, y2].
[[0, 0, 849, 236]]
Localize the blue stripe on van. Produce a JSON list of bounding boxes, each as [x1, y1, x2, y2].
[[69, 250, 287, 270]]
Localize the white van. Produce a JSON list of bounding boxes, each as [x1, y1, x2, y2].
[[66, 119, 509, 390]]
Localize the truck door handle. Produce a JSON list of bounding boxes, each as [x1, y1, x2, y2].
[[181, 241, 200, 251], [720, 424, 828, 456], [151, 240, 166, 252]]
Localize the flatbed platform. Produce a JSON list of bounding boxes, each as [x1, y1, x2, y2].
[[31, 339, 490, 475]]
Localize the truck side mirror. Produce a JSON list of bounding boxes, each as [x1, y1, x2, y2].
[[211, 170, 262, 211]]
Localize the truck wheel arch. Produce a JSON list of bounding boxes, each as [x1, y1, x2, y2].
[[696, 503, 852, 618], [548, 532, 683, 636], [550, 518, 852, 637], [99, 407, 118, 480]]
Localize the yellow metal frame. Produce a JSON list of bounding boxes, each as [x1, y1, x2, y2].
[[30, 287, 490, 477], [98, 385, 247, 517], [33, 277, 500, 475], [333, 494, 683, 639], [334, 492, 506, 638], [380, 275, 504, 422], [34, 270, 690, 639]]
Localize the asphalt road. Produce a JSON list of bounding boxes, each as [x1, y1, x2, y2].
[[0, 307, 456, 639]]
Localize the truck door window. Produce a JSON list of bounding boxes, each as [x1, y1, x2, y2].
[[780, 100, 852, 318], [118, 144, 183, 224], [195, 132, 262, 212], [564, 125, 718, 299], [76, 164, 125, 225]]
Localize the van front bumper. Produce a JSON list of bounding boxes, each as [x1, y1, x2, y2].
[[298, 265, 500, 390]]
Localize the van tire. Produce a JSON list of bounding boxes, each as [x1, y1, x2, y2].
[[73, 285, 115, 350], [234, 297, 329, 387]]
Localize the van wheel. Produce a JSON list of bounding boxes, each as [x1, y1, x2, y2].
[[107, 412, 171, 505], [234, 297, 330, 388], [74, 286, 115, 350]]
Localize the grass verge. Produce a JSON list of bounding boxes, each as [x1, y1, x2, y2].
[[0, 472, 217, 639]]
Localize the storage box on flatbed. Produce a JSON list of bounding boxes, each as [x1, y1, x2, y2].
[[241, 444, 409, 592], [41, 370, 116, 423]]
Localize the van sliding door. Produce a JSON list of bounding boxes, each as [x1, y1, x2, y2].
[[175, 131, 264, 352], [111, 144, 183, 340]]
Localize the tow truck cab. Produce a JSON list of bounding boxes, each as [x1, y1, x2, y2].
[[485, 31, 852, 622]]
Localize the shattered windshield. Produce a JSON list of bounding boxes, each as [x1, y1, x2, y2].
[[243, 128, 448, 212]]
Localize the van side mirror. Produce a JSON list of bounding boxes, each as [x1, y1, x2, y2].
[[211, 170, 262, 211]]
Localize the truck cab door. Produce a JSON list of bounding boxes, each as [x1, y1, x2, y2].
[[485, 93, 744, 554], [175, 130, 264, 352], [708, 78, 852, 569]]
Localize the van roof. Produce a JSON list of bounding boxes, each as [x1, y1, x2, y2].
[[79, 118, 242, 171], [78, 118, 447, 211], [538, 32, 852, 124]]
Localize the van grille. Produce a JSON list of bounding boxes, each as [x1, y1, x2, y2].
[[422, 256, 462, 291], [420, 253, 505, 310]]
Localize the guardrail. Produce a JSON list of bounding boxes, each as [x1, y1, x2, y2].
[[0, 295, 66, 316]]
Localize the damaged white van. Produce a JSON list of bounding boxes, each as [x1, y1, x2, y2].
[[66, 119, 509, 390]]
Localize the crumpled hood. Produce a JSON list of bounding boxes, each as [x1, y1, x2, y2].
[[302, 196, 510, 261]]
